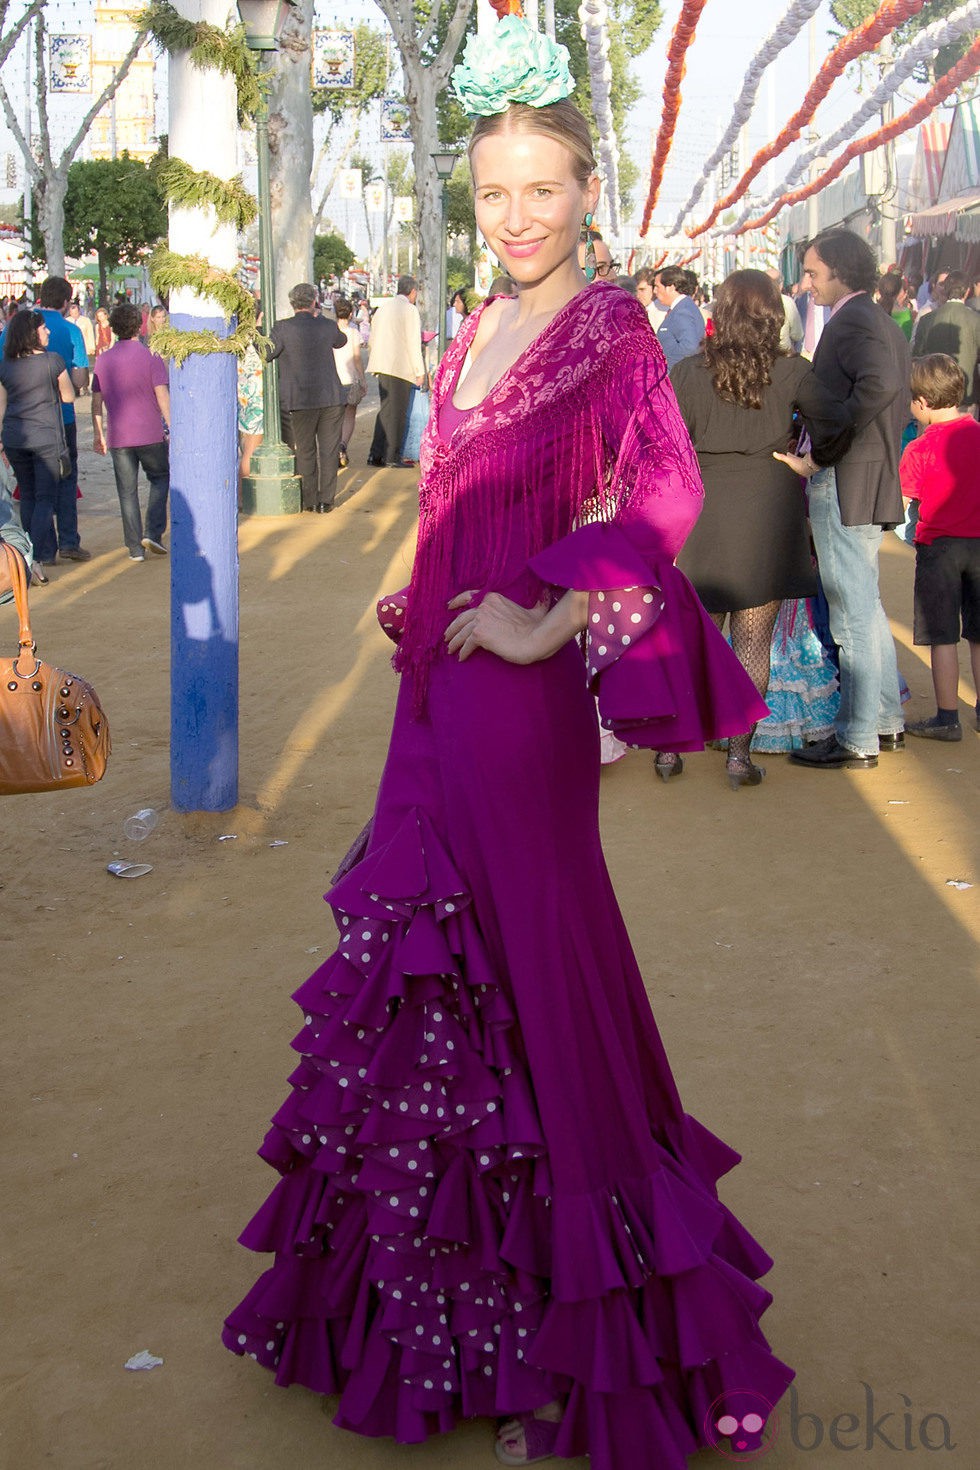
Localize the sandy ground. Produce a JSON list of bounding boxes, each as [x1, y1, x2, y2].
[[1, 397, 977, 1470]]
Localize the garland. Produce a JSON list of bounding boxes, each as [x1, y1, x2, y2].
[[135, 1, 261, 121], [688, 0, 927, 238], [148, 247, 262, 365], [732, 0, 980, 232], [639, 0, 709, 235], [157, 157, 257, 230], [736, 37, 980, 234], [668, 0, 822, 236], [132, 2, 263, 361]]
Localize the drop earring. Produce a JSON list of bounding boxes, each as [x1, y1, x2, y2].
[[583, 211, 598, 282]]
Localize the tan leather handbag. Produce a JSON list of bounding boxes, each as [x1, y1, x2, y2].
[[0, 539, 110, 794]]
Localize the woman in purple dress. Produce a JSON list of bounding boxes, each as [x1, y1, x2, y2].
[[223, 17, 793, 1468]]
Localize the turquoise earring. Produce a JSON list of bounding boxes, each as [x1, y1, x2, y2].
[[583, 211, 598, 282]]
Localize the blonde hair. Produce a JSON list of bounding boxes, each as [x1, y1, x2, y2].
[[468, 101, 596, 188]]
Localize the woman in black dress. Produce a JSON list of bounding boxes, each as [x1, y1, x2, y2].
[[656, 270, 852, 789]]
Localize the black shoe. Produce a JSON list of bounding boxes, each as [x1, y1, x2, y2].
[[366, 456, 385, 467], [58, 545, 91, 562], [878, 732, 905, 752], [905, 717, 962, 742], [315, 501, 333, 513], [789, 735, 877, 769]]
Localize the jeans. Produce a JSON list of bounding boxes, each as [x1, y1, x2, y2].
[[282, 404, 345, 509], [7, 443, 61, 561], [109, 441, 170, 554], [54, 418, 80, 551], [808, 467, 903, 755]]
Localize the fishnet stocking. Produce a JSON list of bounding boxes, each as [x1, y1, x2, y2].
[[711, 602, 781, 764]]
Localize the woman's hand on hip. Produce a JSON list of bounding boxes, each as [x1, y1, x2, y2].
[[445, 591, 548, 664]]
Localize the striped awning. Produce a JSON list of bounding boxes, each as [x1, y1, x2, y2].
[[910, 188, 980, 237]]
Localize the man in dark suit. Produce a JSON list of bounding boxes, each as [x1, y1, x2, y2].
[[911, 270, 980, 409], [790, 229, 910, 770]]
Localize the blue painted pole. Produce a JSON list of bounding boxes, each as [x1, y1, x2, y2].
[[167, 0, 240, 812], [169, 319, 239, 811]]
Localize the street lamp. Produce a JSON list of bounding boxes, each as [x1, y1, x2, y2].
[[431, 149, 461, 360], [238, 0, 301, 515]]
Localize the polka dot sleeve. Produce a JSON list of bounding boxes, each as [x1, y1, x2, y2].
[[530, 521, 768, 752], [377, 586, 409, 644]]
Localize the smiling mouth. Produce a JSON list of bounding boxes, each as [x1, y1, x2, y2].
[[502, 240, 545, 256]]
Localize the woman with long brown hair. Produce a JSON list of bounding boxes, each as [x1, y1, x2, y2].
[[657, 268, 852, 788]]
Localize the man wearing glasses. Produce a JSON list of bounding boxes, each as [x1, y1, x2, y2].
[[577, 229, 619, 280]]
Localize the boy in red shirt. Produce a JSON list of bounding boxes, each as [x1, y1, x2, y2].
[[899, 353, 980, 739]]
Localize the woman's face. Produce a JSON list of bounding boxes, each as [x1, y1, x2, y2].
[[36, 319, 50, 348], [96, 308, 108, 324], [471, 130, 599, 291]]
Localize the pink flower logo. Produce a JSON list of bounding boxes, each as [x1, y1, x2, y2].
[[704, 1391, 780, 1460]]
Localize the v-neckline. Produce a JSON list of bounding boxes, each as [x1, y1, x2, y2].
[[449, 286, 596, 415]]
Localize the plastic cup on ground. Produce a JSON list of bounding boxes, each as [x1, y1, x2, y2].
[[123, 808, 159, 842]]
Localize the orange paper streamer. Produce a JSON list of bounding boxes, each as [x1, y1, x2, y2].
[[640, 0, 710, 236], [687, 0, 927, 238], [489, 0, 524, 15], [736, 37, 980, 234]]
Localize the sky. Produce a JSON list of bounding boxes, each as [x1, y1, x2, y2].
[[0, 0, 928, 255]]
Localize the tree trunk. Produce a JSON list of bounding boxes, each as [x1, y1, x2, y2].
[[36, 169, 67, 276], [408, 75, 444, 337], [268, 0, 314, 317]]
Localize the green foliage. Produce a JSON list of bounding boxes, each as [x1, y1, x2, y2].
[[445, 166, 475, 241], [829, 0, 976, 85], [313, 231, 355, 280], [157, 158, 256, 230], [313, 23, 389, 123], [136, 1, 261, 121], [446, 254, 472, 295], [62, 153, 167, 282], [148, 247, 262, 363]]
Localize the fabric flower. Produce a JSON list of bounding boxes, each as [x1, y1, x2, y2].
[[451, 16, 575, 118]]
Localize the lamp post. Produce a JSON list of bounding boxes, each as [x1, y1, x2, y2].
[[238, 0, 301, 515], [431, 149, 461, 360]]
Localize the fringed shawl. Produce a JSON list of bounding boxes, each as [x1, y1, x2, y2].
[[393, 281, 703, 693]]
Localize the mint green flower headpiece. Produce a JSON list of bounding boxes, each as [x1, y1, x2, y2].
[[451, 16, 575, 119]]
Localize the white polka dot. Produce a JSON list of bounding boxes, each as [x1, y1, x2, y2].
[[432, 1012, 443, 1022], [361, 931, 372, 941], [445, 902, 456, 913], [484, 1365, 493, 1376], [357, 1068, 367, 1079], [301, 1134, 311, 1144], [416, 1325, 424, 1336], [419, 1186, 427, 1197], [612, 601, 621, 612], [424, 1379, 433, 1390], [393, 1289, 402, 1299], [304, 1015, 312, 1026], [410, 1206, 420, 1217], [622, 635, 631, 646], [390, 1147, 399, 1158], [423, 1081, 432, 1092], [425, 1032, 435, 1043], [514, 1302, 522, 1312], [361, 952, 371, 963], [420, 1104, 429, 1114], [444, 1380, 453, 1390], [591, 613, 600, 624], [484, 1341, 493, 1351], [382, 932, 390, 941], [237, 1334, 247, 1345], [455, 1104, 466, 1115], [487, 1101, 497, 1112], [597, 645, 607, 656], [319, 1135, 327, 1144], [408, 1159, 418, 1170], [597, 591, 606, 602], [643, 592, 654, 603], [607, 623, 615, 634], [266, 1340, 275, 1351], [630, 612, 643, 623], [339, 1077, 349, 1088], [389, 1196, 399, 1206], [399, 1101, 409, 1111], [479, 1155, 490, 1166]]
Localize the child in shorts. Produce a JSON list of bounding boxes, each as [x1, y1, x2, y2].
[[899, 353, 980, 740]]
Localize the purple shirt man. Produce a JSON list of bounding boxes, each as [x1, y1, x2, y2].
[[91, 302, 171, 561]]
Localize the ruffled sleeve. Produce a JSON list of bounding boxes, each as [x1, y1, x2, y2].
[[530, 353, 769, 751]]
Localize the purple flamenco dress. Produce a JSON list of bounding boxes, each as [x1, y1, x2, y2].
[[223, 284, 794, 1467]]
